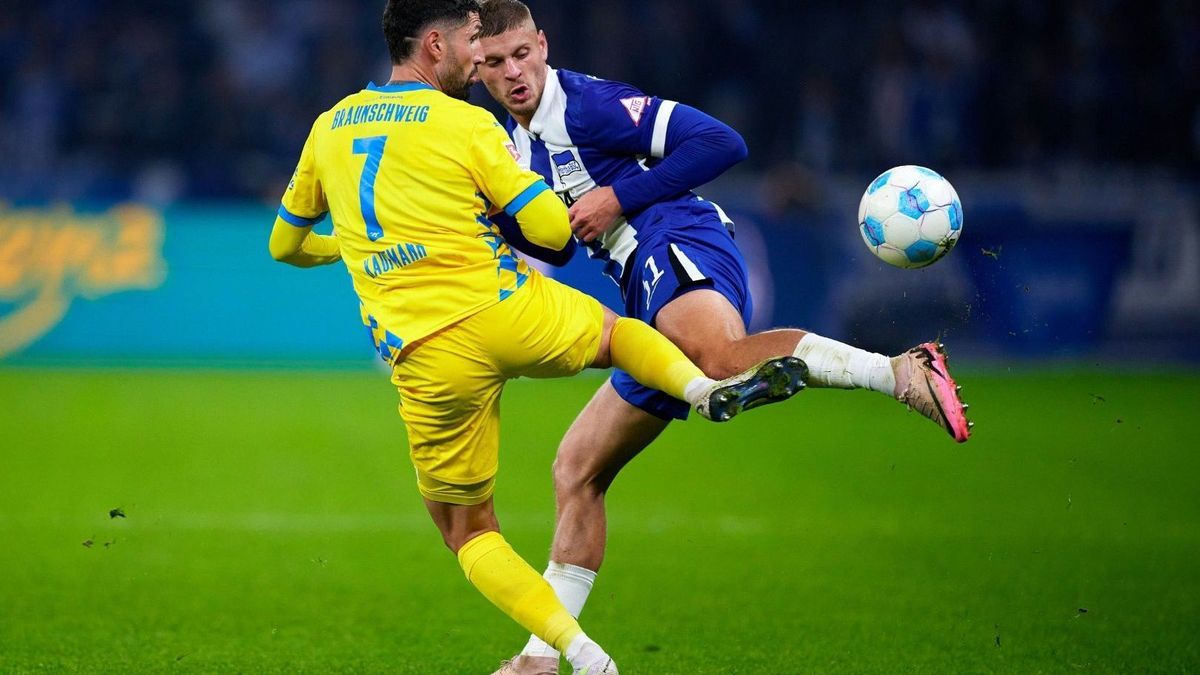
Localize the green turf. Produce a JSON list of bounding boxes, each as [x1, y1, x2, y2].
[[1, 367, 1197, 673]]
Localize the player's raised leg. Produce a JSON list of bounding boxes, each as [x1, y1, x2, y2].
[[658, 290, 971, 441], [591, 307, 807, 423]]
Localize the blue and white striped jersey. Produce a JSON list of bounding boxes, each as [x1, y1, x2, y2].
[[504, 68, 734, 286]]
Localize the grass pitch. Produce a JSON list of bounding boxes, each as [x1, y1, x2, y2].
[[1, 367, 1197, 673]]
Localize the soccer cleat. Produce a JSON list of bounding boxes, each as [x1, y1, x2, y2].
[[573, 658, 618, 675], [695, 356, 808, 422], [492, 655, 559, 675], [892, 341, 971, 442]]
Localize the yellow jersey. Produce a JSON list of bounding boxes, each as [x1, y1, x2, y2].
[[278, 81, 549, 362]]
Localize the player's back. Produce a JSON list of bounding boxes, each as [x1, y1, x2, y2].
[[283, 82, 545, 361]]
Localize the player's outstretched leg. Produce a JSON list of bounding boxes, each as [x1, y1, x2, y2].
[[890, 341, 972, 442], [598, 314, 806, 422], [656, 292, 972, 439], [789, 330, 973, 442]]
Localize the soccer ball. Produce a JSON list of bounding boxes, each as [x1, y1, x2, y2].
[[857, 165, 963, 269]]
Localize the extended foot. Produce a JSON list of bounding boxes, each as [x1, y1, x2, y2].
[[892, 341, 972, 442], [493, 655, 559, 675], [574, 658, 618, 675], [696, 356, 808, 422]]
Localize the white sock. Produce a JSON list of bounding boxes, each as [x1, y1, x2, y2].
[[520, 562, 598, 658], [564, 632, 609, 670], [683, 376, 716, 405], [793, 333, 895, 395]]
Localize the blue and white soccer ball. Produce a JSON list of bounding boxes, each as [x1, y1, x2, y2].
[[857, 165, 963, 269]]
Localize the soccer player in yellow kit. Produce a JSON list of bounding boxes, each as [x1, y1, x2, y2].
[[268, 1, 806, 672]]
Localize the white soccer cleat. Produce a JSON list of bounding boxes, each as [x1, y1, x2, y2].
[[493, 655, 559, 675], [694, 356, 808, 422], [573, 657, 617, 675]]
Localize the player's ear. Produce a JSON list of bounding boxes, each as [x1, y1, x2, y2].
[[537, 29, 548, 60], [424, 28, 444, 61]]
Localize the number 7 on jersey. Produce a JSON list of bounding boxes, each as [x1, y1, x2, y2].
[[353, 136, 388, 241]]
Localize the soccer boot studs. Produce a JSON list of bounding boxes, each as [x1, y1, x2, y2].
[[892, 341, 972, 442], [492, 655, 560, 675], [696, 356, 808, 422], [573, 658, 618, 675]]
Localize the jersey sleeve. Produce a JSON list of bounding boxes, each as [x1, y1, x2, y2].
[[491, 211, 577, 266], [467, 115, 547, 216], [609, 103, 748, 213], [568, 78, 677, 158], [278, 120, 329, 227]]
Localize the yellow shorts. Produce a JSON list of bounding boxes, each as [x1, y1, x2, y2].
[[391, 270, 604, 505]]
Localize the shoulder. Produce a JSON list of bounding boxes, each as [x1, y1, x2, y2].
[[559, 69, 650, 131], [320, 90, 372, 122], [328, 90, 365, 111], [438, 96, 503, 130], [308, 91, 362, 134], [313, 108, 338, 131], [558, 70, 654, 145], [558, 69, 646, 108]]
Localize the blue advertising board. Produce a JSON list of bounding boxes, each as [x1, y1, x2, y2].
[[0, 204, 364, 366], [1, 198, 1186, 367]]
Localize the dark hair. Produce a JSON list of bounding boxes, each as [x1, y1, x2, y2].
[[478, 0, 533, 39], [383, 0, 482, 64]]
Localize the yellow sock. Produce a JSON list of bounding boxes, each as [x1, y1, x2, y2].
[[609, 317, 706, 401], [457, 532, 582, 653]]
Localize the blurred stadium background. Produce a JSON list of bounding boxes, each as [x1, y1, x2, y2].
[[2, 1, 1199, 673], [2, 0, 1199, 364]]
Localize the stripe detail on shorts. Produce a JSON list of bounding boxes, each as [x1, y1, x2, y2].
[[668, 243, 707, 283]]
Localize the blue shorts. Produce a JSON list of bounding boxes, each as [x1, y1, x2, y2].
[[611, 205, 753, 421]]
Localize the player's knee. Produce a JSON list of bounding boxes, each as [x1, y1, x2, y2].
[[441, 524, 498, 554], [589, 309, 618, 368], [438, 530, 461, 553], [552, 450, 602, 500], [551, 453, 587, 493]]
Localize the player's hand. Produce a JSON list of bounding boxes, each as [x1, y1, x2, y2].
[[569, 187, 623, 243]]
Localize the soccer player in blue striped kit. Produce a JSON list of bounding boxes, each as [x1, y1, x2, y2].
[[475, 1, 972, 672]]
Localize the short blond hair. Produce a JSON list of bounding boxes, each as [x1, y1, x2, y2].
[[478, 0, 533, 38]]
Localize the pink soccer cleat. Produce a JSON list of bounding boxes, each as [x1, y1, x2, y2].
[[492, 655, 560, 675], [892, 341, 972, 442]]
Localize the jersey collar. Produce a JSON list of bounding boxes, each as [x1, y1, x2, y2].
[[528, 66, 561, 139], [366, 81, 435, 93]]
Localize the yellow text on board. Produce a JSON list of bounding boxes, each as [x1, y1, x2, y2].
[[0, 203, 166, 358]]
